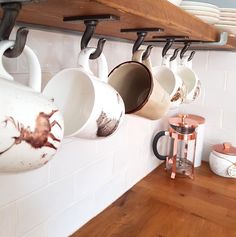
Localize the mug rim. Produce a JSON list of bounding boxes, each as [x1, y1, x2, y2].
[[152, 65, 180, 96], [108, 60, 153, 114], [43, 67, 96, 137]]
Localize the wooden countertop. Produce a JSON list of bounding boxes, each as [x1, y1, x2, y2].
[[71, 162, 236, 237]]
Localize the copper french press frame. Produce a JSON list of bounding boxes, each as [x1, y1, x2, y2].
[[153, 114, 198, 179]]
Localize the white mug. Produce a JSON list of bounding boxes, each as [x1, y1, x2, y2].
[[147, 54, 186, 109], [176, 55, 201, 103], [108, 50, 170, 120], [43, 47, 125, 139], [0, 40, 64, 172]]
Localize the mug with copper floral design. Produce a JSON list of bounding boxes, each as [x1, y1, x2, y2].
[[175, 54, 201, 104], [143, 53, 186, 109]]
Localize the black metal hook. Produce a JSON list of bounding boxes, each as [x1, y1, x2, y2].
[[132, 31, 147, 54], [80, 20, 106, 60], [64, 14, 120, 59], [180, 42, 191, 59], [4, 27, 29, 58], [142, 45, 153, 61], [162, 38, 174, 57], [170, 48, 181, 62], [89, 38, 106, 60], [188, 51, 196, 62], [120, 28, 163, 58], [0, 2, 28, 58]]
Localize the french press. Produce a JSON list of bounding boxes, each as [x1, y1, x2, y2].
[[152, 114, 198, 179]]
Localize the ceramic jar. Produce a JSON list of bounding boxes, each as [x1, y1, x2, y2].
[[209, 143, 236, 178]]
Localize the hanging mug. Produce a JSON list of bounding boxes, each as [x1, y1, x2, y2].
[[176, 54, 201, 103], [146, 53, 186, 109], [0, 40, 64, 173], [43, 47, 125, 139], [108, 49, 170, 120]]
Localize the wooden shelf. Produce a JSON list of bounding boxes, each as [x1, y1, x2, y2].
[[71, 162, 236, 237], [1, 0, 236, 50]]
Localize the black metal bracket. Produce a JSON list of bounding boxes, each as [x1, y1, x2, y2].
[[63, 14, 120, 60], [121, 28, 164, 60], [0, 1, 38, 57]]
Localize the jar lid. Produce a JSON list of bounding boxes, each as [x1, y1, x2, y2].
[[168, 114, 198, 134], [213, 143, 236, 156], [187, 114, 205, 125]]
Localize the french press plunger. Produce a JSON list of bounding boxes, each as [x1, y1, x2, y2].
[[152, 114, 198, 179]]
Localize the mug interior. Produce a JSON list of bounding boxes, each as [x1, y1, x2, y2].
[[108, 62, 152, 113], [153, 66, 176, 97], [176, 66, 197, 93], [43, 69, 94, 136]]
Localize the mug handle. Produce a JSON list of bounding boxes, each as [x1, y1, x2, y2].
[[132, 49, 154, 73], [0, 40, 41, 92], [77, 47, 108, 83], [152, 130, 170, 160], [180, 55, 193, 69]]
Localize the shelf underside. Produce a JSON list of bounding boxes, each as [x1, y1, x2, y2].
[[1, 0, 236, 50]]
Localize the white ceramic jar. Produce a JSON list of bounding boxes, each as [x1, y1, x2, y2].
[[187, 114, 205, 167], [209, 143, 236, 178]]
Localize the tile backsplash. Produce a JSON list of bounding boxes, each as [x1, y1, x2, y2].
[[0, 28, 235, 237]]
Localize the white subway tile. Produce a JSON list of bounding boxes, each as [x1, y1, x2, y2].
[[61, 34, 80, 69], [222, 109, 236, 131], [113, 147, 133, 174], [124, 147, 145, 189], [0, 165, 49, 207], [201, 70, 226, 91], [47, 195, 95, 237], [141, 138, 162, 175], [149, 117, 168, 132], [126, 114, 151, 147], [104, 40, 133, 72], [204, 88, 224, 109], [20, 224, 47, 237], [221, 90, 236, 111], [50, 139, 98, 182], [180, 105, 223, 128], [208, 51, 236, 71], [96, 117, 128, 155], [74, 156, 114, 201], [192, 51, 209, 72], [0, 204, 16, 237], [16, 175, 75, 236], [20, 30, 64, 73], [225, 71, 236, 91], [93, 170, 126, 216], [205, 126, 236, 146]]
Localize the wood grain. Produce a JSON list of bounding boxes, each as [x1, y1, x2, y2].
[[71, 162, 236, 237], [0, 0, 235, 50]]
